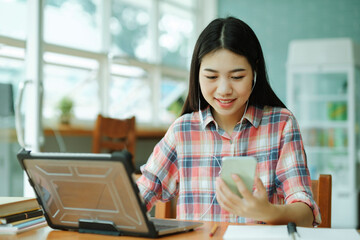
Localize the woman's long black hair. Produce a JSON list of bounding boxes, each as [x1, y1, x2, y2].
[[181, 17, 286, 116]]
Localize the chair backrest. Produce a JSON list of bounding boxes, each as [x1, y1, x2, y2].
[[154, 174, 333, 227], [155, 197, 177, 219], [311, 174, 332, 228], [92, 114, 136, 166]]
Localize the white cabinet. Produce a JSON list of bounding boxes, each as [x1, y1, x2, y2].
[[286, 38, 360, 228]]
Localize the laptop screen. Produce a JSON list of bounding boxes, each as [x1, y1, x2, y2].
[[21, 153, 150, 233]]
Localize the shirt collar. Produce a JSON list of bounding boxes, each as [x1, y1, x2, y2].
[[199, 106, 216, 129], [199, 104, 264, 130], [244, 104, 263, 128]]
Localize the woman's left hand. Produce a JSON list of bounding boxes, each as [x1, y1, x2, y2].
[[215, 174, 275, 222]]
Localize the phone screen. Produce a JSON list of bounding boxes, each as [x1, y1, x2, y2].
[[220, 156, 257, 198]]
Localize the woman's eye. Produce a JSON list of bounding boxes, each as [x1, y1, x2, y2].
[[232, 76, 244, 80], [205, 76, 217, 79]]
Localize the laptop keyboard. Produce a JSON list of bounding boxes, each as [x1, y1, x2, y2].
[[154, 223, 177, 231], [152, 218, 189, 231]]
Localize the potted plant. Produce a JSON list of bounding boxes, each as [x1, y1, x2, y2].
[[57, 96, 74, 125]]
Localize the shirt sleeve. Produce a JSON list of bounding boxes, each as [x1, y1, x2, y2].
[[276, 113, 321, 226], [136, 122, 179, 211]]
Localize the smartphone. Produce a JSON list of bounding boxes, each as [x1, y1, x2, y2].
[[220, 156, 257, 198]]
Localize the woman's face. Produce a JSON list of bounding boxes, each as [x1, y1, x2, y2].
[[199, 48, 254, 125]]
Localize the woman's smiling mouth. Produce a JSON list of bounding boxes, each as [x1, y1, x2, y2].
[[216, 98, 235, 103], [215, 98, 236, 107]]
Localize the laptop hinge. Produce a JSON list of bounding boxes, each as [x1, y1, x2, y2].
[[78, 219, 121, 236]]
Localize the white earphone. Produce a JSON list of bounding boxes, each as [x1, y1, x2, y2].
[[252, 71, 257, 91], [198, 96, 221, 220]]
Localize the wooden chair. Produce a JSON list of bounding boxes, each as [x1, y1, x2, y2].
[[92, 114, 136, 167], [155, 198, 177, 219], [154, 174, 332, 227], [311, 174, 332, 228]]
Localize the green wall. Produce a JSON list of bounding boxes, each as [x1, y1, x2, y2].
[[218, 0, 360, 103]]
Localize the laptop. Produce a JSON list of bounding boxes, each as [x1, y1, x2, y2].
[[17, 149, 203, 238]]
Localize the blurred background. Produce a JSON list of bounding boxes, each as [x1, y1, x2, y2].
[[0, 0, 359, 228]]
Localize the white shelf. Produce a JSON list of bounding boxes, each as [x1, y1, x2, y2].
[[287, 38, 360, 228]]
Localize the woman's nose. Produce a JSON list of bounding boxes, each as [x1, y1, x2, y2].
[[217, 77, 232, 95]]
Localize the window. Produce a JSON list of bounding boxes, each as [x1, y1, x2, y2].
[[0, 45, 25, 106], [109, 0, 200, 125], [109, 64, 151, 122], [0, 0, 215, 127], [159, 2, 195, 68], [43, 53, 100, 122], [44, 0, 101, 52], [0, 0, 27, 40], [111, 0, 152, 61], [160, 75, 187, 122]]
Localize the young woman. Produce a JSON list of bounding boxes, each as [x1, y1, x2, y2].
[[137, 17, 320, 227]]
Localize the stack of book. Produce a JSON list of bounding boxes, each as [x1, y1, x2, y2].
[[0, 197, 46, 235]]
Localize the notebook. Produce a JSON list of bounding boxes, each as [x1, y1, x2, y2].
[[17, 149, 203, 238]]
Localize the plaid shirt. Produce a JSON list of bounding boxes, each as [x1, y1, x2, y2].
[[137, 105, 321, 225]]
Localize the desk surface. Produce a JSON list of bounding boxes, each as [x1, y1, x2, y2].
[[0, 221, 229, 240], [4, 222, 360, 240]]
